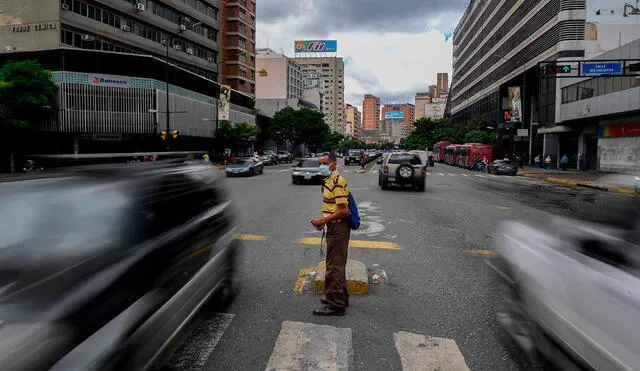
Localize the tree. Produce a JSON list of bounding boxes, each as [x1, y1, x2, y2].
[[324, 132, 344, 151], [217, 121, 261, 151], [269, 107, 330, 153], [339, 136, 366, 150], [0, 60, 58, 130]]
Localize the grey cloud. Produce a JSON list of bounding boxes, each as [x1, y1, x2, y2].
[[258, 0, 466, 33]]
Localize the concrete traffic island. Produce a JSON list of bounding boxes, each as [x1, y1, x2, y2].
[[294, 259, 374, 295]]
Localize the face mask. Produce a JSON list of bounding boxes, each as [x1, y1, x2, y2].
[[319, 164, 332, 176]]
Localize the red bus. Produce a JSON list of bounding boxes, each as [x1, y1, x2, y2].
[[456, 143, 493, 168], [432, 141, 452, 163], [444, 144, 461, 165]]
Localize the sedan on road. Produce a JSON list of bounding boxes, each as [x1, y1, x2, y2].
[[292, 158, 324, 184], [487, 159, 518, 175], [226, 158, 264, 177], [0, 159, 240, 371]]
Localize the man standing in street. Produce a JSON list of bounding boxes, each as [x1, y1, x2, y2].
[[311, 153, 351, 316]]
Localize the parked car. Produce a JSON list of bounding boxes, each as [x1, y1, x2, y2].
[[292, 158, 324, 184], [378, 152, 427, 191], [226, 157, 264, 176], [344, 149, 363, 166], [0, 159, 240, 371], [490, 178, 640, 370], [261, 150, 278, 165], [278, 151, 293, 163], [487, 159, 518, 175]]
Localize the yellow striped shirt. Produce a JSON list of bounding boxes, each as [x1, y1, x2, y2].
[[322, 171, 349, 216]]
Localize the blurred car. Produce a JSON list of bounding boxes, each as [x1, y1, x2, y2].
[[344, 149, 363, 166], [489, 177, 640, 370], [487, 159, 518, 175], [0, 159, 240, 371], [378, 152, 427, 191], [292, 158, 324, 184], [277, 151, 293, 163], [260, 150, 278, 166], [226, 157, 263, 176]]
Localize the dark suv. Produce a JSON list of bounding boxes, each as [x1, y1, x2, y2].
[[0, 158, 240, 371], [378, 153, 427, 191]]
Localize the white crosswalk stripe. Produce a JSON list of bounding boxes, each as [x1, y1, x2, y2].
[[438, 173, 445, 176], [448, 173, 456, 176], [461, 174, 469, 177], [474, 174, 486, 177], [162, 315, 474, 371]]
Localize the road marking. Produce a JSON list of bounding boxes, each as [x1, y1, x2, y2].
[[461, 174, 469, 177], [438, 173, 445, 176], [277, 169, 290, 173], [162, 313, 235, 371], [426, 172, 431, 175], [235, 234, 269, 241], [297, 237, 402, 250], [464, 249, 496, 256], [394, 331, 470, 371], [423, 196, 512, 211], [266, 321, 353, 371], [448, 173, 456, 176], [474, 174, 486, 178]]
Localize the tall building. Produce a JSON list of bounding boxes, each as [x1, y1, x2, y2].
[[293, 56, 345, 132], [362, 94, 381, 140], [381, 104, 415, 133], [255, 48, 302, 100], [437, 73, 449, 94], [428, 85, 439, 100], [345, 104, 362, 137], [414, 92, 430, 120], [379, 118, 407, 144], [220, 0, 256, 97]]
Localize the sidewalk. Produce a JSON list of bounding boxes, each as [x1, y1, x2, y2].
[[517, 165, 638, 194]]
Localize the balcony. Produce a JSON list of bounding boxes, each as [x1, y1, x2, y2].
[[224, 0, 256, 16]]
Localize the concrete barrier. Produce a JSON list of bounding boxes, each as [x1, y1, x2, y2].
[[314, 259, 369, 295]]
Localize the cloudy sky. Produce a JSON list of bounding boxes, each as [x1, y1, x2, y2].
[[256, 0, 467, 109]]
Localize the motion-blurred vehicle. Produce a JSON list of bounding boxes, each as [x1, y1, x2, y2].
[[378, 152, 426, 192], [22, 159, 44, 172], [487, 159, 518, 175], [292, 158, 324, 185], [226, 157, 264, 176], [277, 151, 293, 163], [490, 176, 640, 370], [260, 150, 278, 165], [0, 158, 240, 371], [344, 149, 363, 166]]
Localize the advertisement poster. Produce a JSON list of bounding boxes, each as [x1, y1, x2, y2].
[[384, 111, 404, 119], [218, 85, 231, 121], [294, 40, 338, 53], [507, 86, 522, 122]]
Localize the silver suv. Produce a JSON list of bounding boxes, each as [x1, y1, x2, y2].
[[378, 153, 426, 191]]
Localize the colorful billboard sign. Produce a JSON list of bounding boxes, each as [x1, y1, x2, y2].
[[597, 123, 640, 138], [424, 103, 445, 119], [384, 111, 405, 119], [507, 86, 522, 122], [89, 74, 131, 88], [294, 40, 338, 53], [218, 85, 231, 121]]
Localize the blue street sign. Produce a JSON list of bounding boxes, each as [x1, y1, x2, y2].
[[582, 62, 623, 76]]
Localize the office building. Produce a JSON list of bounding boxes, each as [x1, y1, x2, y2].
[[381, 104, 415, 133], [220, 0, 256, 97], [255, 48, 302, 100], [379, 118, 407, 144], [414, 92, 430, 120], [293, 56, 345, 132], [437, 72, 449, 95], [345, 104, 362, 137], [362, 94, 380, 141]]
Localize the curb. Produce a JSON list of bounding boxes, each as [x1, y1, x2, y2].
[[314, 260, 369, 295], [542, 177, 636, 194]]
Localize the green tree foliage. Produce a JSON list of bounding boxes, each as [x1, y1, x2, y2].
[[0, 60, 58, 129], [339, 136, 366, 150], [401, 117, 496, 150], [217, 121, 261, 150], [269, 107, 330, 152], [324, 132, 344, 150]]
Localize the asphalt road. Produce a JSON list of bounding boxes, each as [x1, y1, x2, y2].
[[157, 160, 635, 371]]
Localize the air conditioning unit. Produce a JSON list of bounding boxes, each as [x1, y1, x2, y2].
[[186, 48, 194, 55], [61, 3, 70, 11], [120, 25, 131, 32], [161, 40, 168, 46], [82, 35, 95, 42], [173, 44, 182, 51], [180, 24, 187, 31], [207, 57, 214, 62], [135, 2, 145, 11]]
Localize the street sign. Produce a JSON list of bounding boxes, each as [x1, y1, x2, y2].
[[582, 62, 623, 76], [545, 65, 572, 74], [517, 129, 529, 137]]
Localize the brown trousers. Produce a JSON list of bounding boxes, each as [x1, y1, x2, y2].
[[325, 220, 350, 310]]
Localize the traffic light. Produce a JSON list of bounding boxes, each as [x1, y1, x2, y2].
[[172, 130, 179, 140], [160, 130, 167, 140], [545, 65, 571, 74]]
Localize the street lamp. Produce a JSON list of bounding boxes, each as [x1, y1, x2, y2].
[[162, 20, 202, 149]]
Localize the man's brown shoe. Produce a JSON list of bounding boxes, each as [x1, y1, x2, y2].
[[321, 296, 349, 307], [312, 306, 345, 316]]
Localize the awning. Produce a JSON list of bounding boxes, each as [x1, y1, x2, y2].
[[538, 125, 574, 134]]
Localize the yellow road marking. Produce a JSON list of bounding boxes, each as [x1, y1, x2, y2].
[[297, 237, 402, 250], [293, 263, 323, 294], [234, 234, 269, 241], [464, 249, 496, 256]]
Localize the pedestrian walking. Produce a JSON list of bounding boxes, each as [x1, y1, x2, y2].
[[578, 153, 585, 171], [560, 154, 569, 171], [544, 155, 552, 171], [311, 152, 351, 316], [534, 154, 541, 168], [360, 152, 366, 169]]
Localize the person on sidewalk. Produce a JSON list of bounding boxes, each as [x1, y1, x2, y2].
[[560, 154, 569, 171], [311, 152, 351, 316], [578, 153, 585, 171], [534, 154, 541, 168], [544, 155, 552, 171]]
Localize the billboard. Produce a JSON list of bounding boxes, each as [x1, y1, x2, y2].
[[507, 87, 522, 122], [294, 40, 338, 53], [218, 85, 231, 121], [587, 0, 640, 23], [89, 74, 131, 88], [384, 111, 405, 119], [424, 103, 445, 119]]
